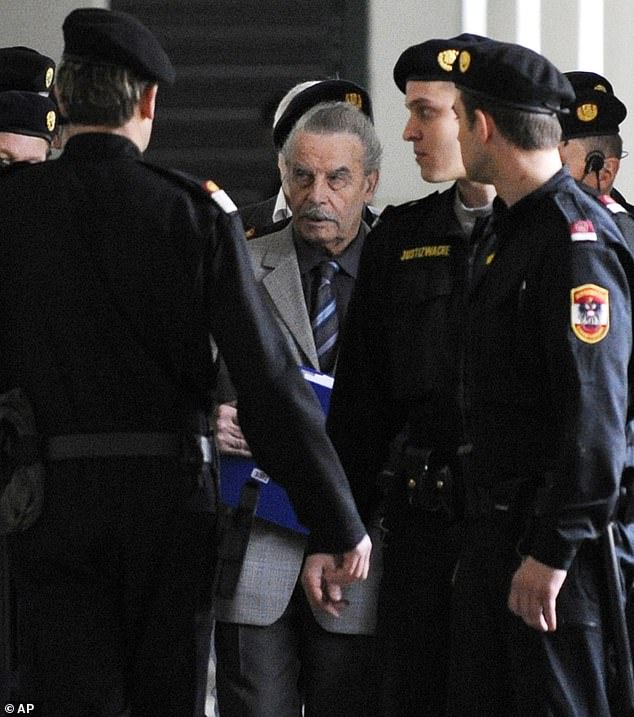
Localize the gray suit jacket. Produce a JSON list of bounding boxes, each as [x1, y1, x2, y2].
[[213, 222, 382, 634]]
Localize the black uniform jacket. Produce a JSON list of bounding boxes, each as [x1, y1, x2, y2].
[[0, 133, 365, 554], [465, 169, 634, 570], [327, 184, 490, 521]]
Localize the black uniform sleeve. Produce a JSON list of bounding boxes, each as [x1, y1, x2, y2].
[[205, 207, 366, 554], [327, 212, 400, 520], [529, 215, 633, 570]]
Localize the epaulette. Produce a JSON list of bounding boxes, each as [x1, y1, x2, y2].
[[389, 191, 441, 216], [553, 192, 598, 242], [597, 194, 629, 215], [373, 192, 441, 229], [140, 162, 238, 215]]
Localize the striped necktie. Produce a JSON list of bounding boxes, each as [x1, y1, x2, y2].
[[311, 260, 340, 374]]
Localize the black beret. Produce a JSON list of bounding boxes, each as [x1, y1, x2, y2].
[[560, 71, 626, 139], [393, 33, 488, 93], [0, 46, 55, 93], [272, 79, 372, 150], [564, 71, 614, 96], [62, 7, 175, 85], [453, 40, 575, 114], [0, 91, 57, 142]]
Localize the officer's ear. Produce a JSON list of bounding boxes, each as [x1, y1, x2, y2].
[[474, 108, 494, 144], [600, 155, 620, 190], [139, 84, 158, 121]]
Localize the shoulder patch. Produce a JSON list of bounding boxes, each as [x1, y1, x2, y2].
[[201, 180, 238, 214], [553, 192, 598, 242], [598, 194, 628, 214], [569, 219, 597, 242], [570, 283, 609, 343]]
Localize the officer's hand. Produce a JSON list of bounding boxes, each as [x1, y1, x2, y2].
[[212, 402, 252, 457], [325, 533, 372, 587], [508, 556, 567, 632], [300, 553, 350, 618]]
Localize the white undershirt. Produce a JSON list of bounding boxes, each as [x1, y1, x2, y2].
[[453, 189, 493, 237]]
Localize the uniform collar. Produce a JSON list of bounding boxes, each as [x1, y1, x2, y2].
[[492, 167, 570, 231], [61, 132, 143, 161]]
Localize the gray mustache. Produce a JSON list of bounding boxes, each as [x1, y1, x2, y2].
[[299, 207, 339, 224]]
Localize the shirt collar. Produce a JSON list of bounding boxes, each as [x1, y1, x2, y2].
[[272, 188, 291, 223], [293, 221, 369, 279]]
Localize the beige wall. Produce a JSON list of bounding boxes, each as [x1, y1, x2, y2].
[[0, 0, 107, 63], [368, 0, 461, 208]]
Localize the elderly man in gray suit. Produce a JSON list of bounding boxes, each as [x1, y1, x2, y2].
[[212, 100, 383, 717]]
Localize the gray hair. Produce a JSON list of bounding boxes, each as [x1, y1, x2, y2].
[[567, 133, 623, 160], [281, 101, 382, 175], [56, 59, 150, 127]]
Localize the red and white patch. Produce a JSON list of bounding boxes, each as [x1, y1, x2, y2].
[[598, 194, 627, 214], [570, 283, 609, 343], [569, 220, 597, 242]]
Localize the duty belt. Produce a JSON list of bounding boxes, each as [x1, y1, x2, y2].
[[469, 485, 513, 516], [7, 432, 213, 465], [465, 480, 530, 521]]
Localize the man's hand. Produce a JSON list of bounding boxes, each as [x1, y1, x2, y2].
[[301, 553, 349, 617], [212, 402, 252, 457], [327, 533, 372, 583], [300, 534, 372, 617], [508, 556, 567, 632]]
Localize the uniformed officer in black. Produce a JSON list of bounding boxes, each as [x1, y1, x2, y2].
[[0, 45, 58, 710], [0, 46, 56, 94], [326, 34, 495, 716], [557, 70, 634, 248], [0, 46, 57, 166], [558, 71, 632, 206], [0, 90, 57, 165], [449, 39, 634, 716], [0, 8, 370, 716]]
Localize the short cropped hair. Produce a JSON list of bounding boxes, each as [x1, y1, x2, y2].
[[461, 89, 562, 151], [55, 59, 150, 127], [281, 101, 382, 175], [562, 133, 623, 160]]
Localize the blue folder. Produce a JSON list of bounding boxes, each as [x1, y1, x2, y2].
[[218, 367, 334, 535]]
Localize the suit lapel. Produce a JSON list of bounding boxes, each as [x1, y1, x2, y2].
[[256, 227, 320, 369]]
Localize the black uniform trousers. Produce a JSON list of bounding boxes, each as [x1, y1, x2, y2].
[[377, 502, 461, 717], [448, 519, 614, 717], [215, 583, 376, 717], [8, 456, 216, 717]]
